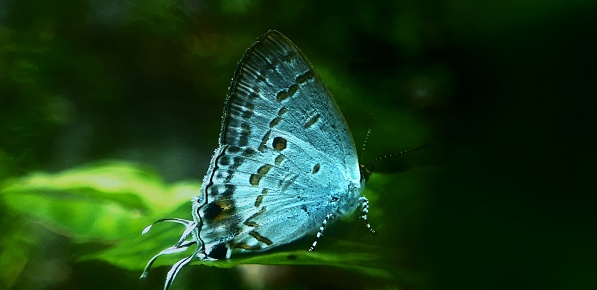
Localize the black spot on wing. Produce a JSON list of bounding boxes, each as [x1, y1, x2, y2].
[[208, 243, 229, 259], [312, 163, 321, 174], [203, 202, 223, 220], [272, 137, 287, 151]]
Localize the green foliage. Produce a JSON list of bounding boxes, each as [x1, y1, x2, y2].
[[1, 0, 593, 289], [1, 161, 193, 241], [0, 161, 433, 288]]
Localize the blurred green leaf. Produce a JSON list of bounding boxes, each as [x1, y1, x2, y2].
[[0, 159, 434, 286], [0, 161, 196, 242], [88, 166, 434, 286]]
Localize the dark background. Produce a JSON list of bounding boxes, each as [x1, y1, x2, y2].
[[1, 0, 596, 289]]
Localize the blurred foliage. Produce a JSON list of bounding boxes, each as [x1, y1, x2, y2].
[[0, 161, 434, 290], [1, 0, 596, 290]]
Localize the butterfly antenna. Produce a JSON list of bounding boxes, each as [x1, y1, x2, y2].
[[359, 113, 375, 162], [364, 141, 432, 167]]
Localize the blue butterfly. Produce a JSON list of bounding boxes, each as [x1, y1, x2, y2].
[[141, 30, 375, 290]]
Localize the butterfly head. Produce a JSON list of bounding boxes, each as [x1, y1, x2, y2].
[[359, 163, 372, 183]]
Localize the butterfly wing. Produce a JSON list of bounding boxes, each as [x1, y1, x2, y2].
[[221, 31, 359, 173], [194, 31, 363, 258]]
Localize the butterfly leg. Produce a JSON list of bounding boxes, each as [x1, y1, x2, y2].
[[308, 213, 334, 252], [359, 197, 376, 234]]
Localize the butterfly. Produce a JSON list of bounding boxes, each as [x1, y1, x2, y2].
[[141, 30, 375, 290]]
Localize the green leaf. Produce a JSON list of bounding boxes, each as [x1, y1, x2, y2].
[[92, 165, 435, 286], [1, 160, 434, 285], [0, 160, 195, 242]]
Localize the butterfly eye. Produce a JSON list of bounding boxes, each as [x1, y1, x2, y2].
[[360, 164, 372, 182]]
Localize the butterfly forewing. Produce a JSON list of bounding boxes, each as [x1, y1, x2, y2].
[[222, 31, 360, 182]]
